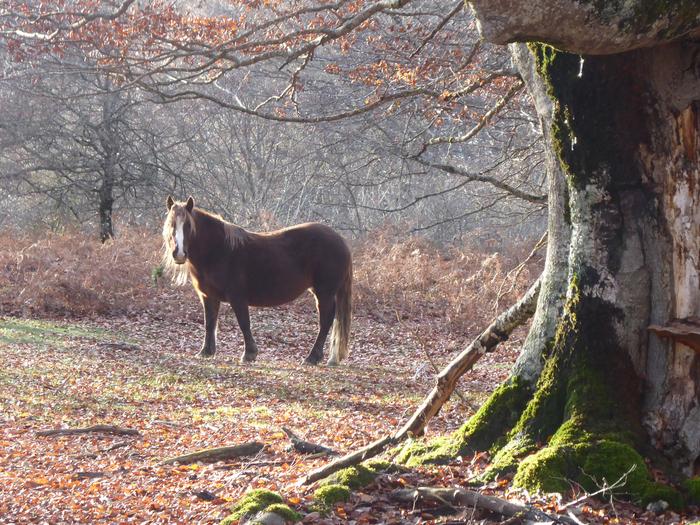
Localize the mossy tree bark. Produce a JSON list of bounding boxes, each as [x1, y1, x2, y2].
[[399, 35, 700, 501]]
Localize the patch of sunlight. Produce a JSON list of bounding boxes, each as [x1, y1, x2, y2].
[[0, 317, 115, 348]]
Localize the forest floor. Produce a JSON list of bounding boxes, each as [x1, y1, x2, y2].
[[0, 298, 517, 524], [0, 229, 696, 524]]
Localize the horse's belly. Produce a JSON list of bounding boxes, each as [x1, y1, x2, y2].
[[247, 282, 309, 307]]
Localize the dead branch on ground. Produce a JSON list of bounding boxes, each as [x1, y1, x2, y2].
[[160, 442, 265, 465], [36, 424, 141, 437], [282, 427, 337, 456], [302, 274, 542, 485]]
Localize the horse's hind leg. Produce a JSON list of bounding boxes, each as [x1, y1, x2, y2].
[[199, 295, 220, 357], [231, 300, 259, 363], [305, 292, 336, 366]]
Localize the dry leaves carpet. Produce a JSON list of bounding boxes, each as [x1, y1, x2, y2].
[[0, 228, 691, 524]]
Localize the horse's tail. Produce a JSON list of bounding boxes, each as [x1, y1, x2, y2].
[[328, 261, 352, 365]]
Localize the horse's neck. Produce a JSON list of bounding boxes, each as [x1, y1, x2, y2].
[[189, 212, 236, 262]]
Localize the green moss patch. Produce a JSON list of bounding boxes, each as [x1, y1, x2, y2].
[[393, 436, 456, 467], [263, 504, 301, 523], [326, 463, 380, 489], [314, 484, 350, 506], [642, 482, 683, 510], [581, 441, 648, 495], [513, 443, 583, 493], [222, 489, 284, 523], [684, 476, 700, 504], [487, 433, 538, 479], [513, 439, 651, 498], [394, 376, 532, 468]]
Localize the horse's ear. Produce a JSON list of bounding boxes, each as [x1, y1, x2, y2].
[[185, 196, 194, 212], [166, 195, 174, 210]]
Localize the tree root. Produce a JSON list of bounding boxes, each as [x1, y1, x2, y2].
[[392, 486, 579, 525]]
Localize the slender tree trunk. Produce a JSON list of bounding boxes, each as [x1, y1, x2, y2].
[[98, 87, 118, 243], [98, 173, 115, 243]]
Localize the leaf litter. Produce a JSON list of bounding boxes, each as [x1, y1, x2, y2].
[[1, 228, 694, 524]]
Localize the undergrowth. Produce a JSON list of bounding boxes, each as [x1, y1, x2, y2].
[[0, 226, 540, 332]]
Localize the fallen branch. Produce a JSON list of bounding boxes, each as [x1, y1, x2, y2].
[[282, 427, 337, 456], [99, 441, 130, 453], [396, 275, 541, 439], [160, 441, 265, 465], [74, 471, 106, 480], [302, 275, 542, 485], [36, 425, 141, 437], [392, 486, 578, 525]]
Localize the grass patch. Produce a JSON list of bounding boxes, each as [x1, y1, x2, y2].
[[0, 317, 113, 347]]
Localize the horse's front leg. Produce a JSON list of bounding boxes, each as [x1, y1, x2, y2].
[[199, 295, 220, 357], [231, 300, 258, 363]]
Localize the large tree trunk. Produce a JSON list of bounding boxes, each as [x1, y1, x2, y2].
[[398, 21, 700, 502]]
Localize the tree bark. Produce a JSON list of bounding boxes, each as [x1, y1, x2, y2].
[[98, 87, 118, 243], [398, 35, 700, 500]]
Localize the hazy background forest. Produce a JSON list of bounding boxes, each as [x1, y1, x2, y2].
[[0, 0, 546, 246]]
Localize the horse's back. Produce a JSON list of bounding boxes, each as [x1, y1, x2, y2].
[[262, 222, 349, 259], [243, 222, 350, 305]]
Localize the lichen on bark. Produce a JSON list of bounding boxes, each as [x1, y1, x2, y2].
[[395, 41, 668, 501], [484, 272, 653, 495]]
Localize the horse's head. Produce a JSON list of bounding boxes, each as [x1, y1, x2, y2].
[[163, 195, 195, 265]]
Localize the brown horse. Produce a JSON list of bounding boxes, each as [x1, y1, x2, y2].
[[162, 196, 352, 365]]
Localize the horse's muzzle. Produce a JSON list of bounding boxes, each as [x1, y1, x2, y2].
[[172, 251, 187, 264]]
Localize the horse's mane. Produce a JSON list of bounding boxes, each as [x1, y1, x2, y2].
[[161, 207, 250, 286], [195, 208, 251, 250]]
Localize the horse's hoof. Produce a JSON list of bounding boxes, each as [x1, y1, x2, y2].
[[303, 356, 321, 366], [198, 350, 215, 358], [326, 358, 339, 367], [241, 353, 257, 363]]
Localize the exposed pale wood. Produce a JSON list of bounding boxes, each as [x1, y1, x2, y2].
[[36, 424, 141, 437], [648, 318, 700, 352], [392, 486, 578, 525], [160, 441, 265, 465], [396, 275, 541, 439], [282, 427, 336, 456], [302, 275, 541, 485]]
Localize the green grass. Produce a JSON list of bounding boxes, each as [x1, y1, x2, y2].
[[0, 317, 117, 347]]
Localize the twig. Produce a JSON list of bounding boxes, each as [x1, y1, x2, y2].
[[36, 424, 141, 437], [409, 1, 465, 58], [160, 441, 265, 465], [561, 464, 637, 510], [494, 230, 547, 310]]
